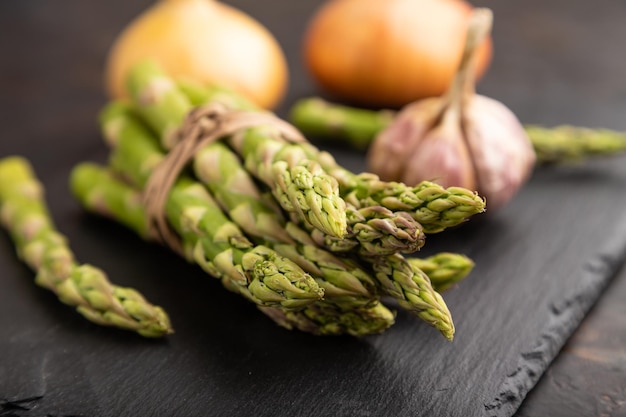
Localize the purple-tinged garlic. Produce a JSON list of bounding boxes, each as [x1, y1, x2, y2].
[[367, 8, 535, 211]]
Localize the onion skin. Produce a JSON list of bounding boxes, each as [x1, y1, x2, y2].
[[303, 0, 492, 108], [105, 0, 288, 110]]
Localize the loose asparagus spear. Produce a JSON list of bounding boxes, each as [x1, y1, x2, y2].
[[0, 157, 172, 337], [71, 163, 393, 335], [125, 60, 348, 239], [290, 97, 394, 151], [525, 124, 626, 163], [290, 97, 626, 164], [408, 252, 475, 292], [97, 103, 324, 309]]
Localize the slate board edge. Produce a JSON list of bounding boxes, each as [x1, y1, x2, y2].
[[483, 219, 626, 417]]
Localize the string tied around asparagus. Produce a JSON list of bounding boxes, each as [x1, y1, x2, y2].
[[142, 102, 306, 255]]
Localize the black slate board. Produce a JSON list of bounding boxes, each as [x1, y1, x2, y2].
[[2, 1, 626, 416]]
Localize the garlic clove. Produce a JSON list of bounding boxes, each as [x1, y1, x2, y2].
[[367, 98, 441, 180], [463, 95, 536, 210], [401, 105, 477, 191]]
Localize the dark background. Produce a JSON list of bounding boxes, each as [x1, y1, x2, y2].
[[1, 1, 626, 416]]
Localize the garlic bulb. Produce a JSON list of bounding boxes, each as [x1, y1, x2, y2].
[[367, 8, 535, 211]]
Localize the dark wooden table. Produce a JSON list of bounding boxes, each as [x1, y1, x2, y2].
[[1, 1, 626, 416]]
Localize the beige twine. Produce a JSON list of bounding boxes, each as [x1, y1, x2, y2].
[[142, 102, 306, 255]]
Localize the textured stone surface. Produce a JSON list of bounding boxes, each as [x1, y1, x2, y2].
[[1, 1, 625, 416]]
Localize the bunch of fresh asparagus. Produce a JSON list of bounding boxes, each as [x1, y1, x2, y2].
[[70, 61, 485, 339]]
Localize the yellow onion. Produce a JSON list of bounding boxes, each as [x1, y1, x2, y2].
[[303, 0, 492, 108], [368, 9, 535, 211], [105, 0, 288, 109]]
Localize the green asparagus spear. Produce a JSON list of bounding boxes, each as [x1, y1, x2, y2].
[[125, 60, 348, 239], [0, 157, 172, 337], [97, 103, 324, 309], [259, 300, 395, 336], [177, 78, 259, 111], [347, 176, 486, 234], [290, 97, 394, 151], [369, 253, 455, 340], [304, 204, 425, 256], [290, 97, 626, 164], [408, 253, 475, 292], [525, 124, 626, 163]]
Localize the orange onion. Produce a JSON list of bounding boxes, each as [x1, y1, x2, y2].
[[303, 0, 492, 108], [105, 0, 288, 109]]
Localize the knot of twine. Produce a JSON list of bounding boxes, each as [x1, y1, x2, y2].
[[142, 102, 306, 255]]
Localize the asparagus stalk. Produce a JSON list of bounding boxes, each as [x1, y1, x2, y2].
[[97, 103, 324, 309], [168, 177, 324, 309], [290, 97, 626, 164], [177, 78, 259, 111], [125, 60, 348, 239], [369, 253, 455, 340], [525, 124, 626, 163], [408, 252, 475, 292], [290, 97, 394, 151], [259, 300, 395, 336], [0, 157, 172, 337]]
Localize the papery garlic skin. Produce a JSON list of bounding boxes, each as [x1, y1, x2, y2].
[[367, 98, 441, 181], [463, 95, 536, 210], [402, 104, 478, 192]]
